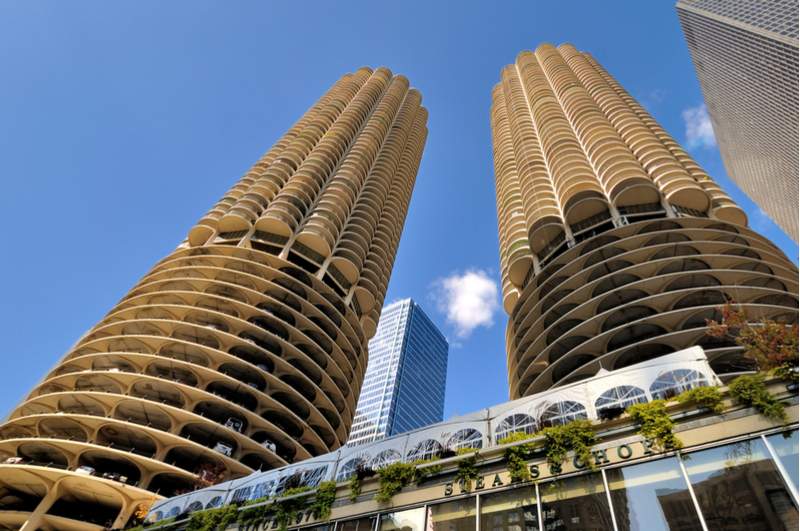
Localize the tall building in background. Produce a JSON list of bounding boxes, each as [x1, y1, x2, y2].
[[676, 0, 799, 241], [0, 66, 427, 530], [491, 43, 798, 399], [347, 299, 448, 446]]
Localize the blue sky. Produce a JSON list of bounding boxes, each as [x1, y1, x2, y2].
[[0, 1, 796, 421]]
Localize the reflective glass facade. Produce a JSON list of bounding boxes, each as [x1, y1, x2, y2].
[[347, 299, 449, 446], [677, 0, 799, 240], [317, 429, 799, 531]]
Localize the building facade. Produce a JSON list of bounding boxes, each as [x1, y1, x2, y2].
[[347, 299, 449, 446], [491, 43, 799, 399], [0, 67, 428, 531], [145, 348, 799, 531], [676, 0, 799, 241]]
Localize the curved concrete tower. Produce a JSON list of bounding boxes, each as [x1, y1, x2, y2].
[[492, 44, 798, 400], [0, 66, 427, 531]]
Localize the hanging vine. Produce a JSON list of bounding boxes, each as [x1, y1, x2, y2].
[[311, 481, 337, 520], [626, 400, 682, 451], [186, 505, 239, 531], [539, 419, 597, 472], [375, 462, 418, 503], [676, 386, 724, 413], [729, 374, 787, 422], [272, 487, 313, 531], [454, 453, 480, 491]]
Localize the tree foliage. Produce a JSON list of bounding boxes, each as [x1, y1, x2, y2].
[[706, 303, 798, 374]]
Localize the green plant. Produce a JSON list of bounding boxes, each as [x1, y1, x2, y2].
[[498, 431, 535, 445], [455, 453, 480, 491], [348, 474, 362, 502], [503, 441, 536, 482], [676, 386, 724, 414], [456, 446, 478, 455], [272, 487, 313, 531], [242, 496, 269, 506], [539, 419, 597, 472], [312, 481, 337, 520], [626, 400, 682, 451], [237, 503, 270, 530], [412, 459, 442, 483], [186, 505, 238, 531], [773, 363, 798, 382], [375, 462, 418, 503], [729, 374, 787, 422], [138, 516, 175, 530]]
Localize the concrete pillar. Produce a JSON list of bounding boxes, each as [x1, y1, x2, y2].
[[19, 482, 59, 531]]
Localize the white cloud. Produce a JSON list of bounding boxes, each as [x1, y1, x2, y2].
[[748, 207, 773, 233], [434, 270, 499, 338], [682, 104, 716, 149]]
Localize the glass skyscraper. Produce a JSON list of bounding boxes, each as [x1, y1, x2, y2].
[[347, 299, 449, 446]]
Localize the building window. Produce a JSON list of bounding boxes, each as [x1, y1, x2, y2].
[[479, 487, 539, 531], [495, 414, 537, 443], [371, 449, 403, 470], [379, 507, 427, 531], [594, 385, 648, 419], [605, 457, 704, 531], [684, 439, 799, 530], [649, 369, 707, 400], [447, 429, 484, 451], [429, 498, 476, 531], [766, 430, 799, 491], [406, 439, 443, 462], [538, 400, 588, 427], [539, 472, 614, 530], [336, 515, 378, 531]]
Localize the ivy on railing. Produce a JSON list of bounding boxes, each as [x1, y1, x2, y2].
[[539, 420, 596, 473], [625, 400, 682, 451], [374, 459, 442, 503], [728, 374, 787, 422], [676, 386, 724, 414]]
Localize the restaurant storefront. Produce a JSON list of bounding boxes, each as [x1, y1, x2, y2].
[[145, 351, 798, 531], [319, 427, 798, 531]]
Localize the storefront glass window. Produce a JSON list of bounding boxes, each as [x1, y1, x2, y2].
[[380, 507, 426, 531], [337, 515, 378, 531], [684, 438, 799, 530], [767, 430, 799, 491], [429, 498, 477, 531], [539, 472, 613, 530], [605, 457, 703, 531], [479, 487, 539, 531]]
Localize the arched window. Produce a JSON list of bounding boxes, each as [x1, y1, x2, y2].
[[494, 414, 536, 443], [186, 501, 203, 513], [370, 449, 402, 470], [205, 496, 223, 509], [539, 401, 587, 427], [406, 439, 443, 462], [595, 386, 647, 419], [650, 369, 708, 400], [251, 480, 275, 501], [447, 429, 484, 451], [302, 465, 329, 487], [336, 455, 369, 481]]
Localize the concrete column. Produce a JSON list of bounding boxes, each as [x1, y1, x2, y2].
[[112, 499, 139, 530], [19, 482, 59, 531]]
